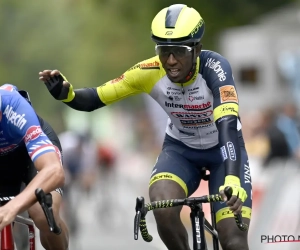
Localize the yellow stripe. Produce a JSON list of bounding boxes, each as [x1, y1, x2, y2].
[[149, 172, 188, 197], [60, 73, 75, 102], [215, 206, 251, 223], [213, 103, 239, 121]]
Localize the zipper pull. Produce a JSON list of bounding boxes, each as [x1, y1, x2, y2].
[[181, 84, 185, 95]]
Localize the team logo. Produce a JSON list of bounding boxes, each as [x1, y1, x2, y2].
[[24, 126, 43, 144], [111, 74, 125, 84]]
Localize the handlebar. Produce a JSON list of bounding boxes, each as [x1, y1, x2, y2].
[[134, 187, 248, 242], [35, 188, 61, 235], [223, 186, 249, 232]]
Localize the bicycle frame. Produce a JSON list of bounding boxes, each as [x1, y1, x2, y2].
[[189, 202, 219, 250], [1, 215, 35, 250], [0, 188, 61, 250]]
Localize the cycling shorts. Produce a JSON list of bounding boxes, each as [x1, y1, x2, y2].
[[149, 133, 252, 223], [0, 116, 63, 198]]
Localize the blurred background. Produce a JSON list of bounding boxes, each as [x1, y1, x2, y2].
[[2, 0, 300, 249]]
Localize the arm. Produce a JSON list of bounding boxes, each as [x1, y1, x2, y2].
[[39, 59, 161, 111], [9, 152, 64, 214], [65, 88, 105, 111], [202, 51, 247, 207], [203, 55, 241, 178]]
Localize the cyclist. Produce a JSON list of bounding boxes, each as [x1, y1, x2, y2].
[[0, 84, 69, 250], [39, 4, 252, 250]]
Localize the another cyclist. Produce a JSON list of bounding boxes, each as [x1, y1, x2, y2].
[[39, 4, 251, 250], [0, 84, 69, 250]]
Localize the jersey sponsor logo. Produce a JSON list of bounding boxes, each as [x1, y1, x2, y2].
[[226, 142, 236, 161], [183, 123, 214, 129], [172, 110, 213, 128], [220, 146, 228, 161], [180, 118, 211, 125], [165, 101, 211, 111], [171, 111, 213, 119], [168, 96, 182, 101], [213, 103, 238, 121], [3, 105, 27, 130], [167, 91, 181, 95], [0, 144, 18, 154], [167, 87, 180, 91], [127, 61, 160, 71], [24, 125, 43, 144], [188, 95, 204, 102], [140, 61, 160, 70], [244, 162, 251, 184], [188, 87, 199, 91], [206, 129, 218, 135], [111, 74, 125, 84], [219, 85, 238, 103], [0, 84, 15, 92], [178, 129, 195, 136], [205, 58, 227, 81]]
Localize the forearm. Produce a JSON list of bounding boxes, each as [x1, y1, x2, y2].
[[216, 115, 241, 177], [8, 164, 64, 214], [64, 88, 105, 111]]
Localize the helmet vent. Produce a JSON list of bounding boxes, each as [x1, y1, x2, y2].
[[165, 4, 185, 28]]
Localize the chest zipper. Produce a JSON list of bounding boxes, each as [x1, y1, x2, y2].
[[181, 84, 185, 95]]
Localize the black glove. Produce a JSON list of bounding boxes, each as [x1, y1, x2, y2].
[[44, 74, 73, 101]]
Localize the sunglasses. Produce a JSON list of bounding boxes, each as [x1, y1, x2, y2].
[[155, 45, 194, 59]]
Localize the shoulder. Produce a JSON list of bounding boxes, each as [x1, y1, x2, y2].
[[125, 56, 165, 80], [122, 56, 166, 92], [199, 50, 233, 84], [200, 50, 232, 72], [127, 56, 162, 71]]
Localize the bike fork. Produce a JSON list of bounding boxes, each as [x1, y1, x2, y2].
[[190, 204, 207, 250]]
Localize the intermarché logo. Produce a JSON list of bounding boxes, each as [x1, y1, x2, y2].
[[261, 235, 300, 243]]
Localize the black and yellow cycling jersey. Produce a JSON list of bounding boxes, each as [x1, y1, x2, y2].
[[91, 50, 240, 150]]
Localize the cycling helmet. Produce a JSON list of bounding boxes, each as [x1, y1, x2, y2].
[[151, 4, 205, 45]]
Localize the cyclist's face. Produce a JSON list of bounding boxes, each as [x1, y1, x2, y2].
[[156, 43, 202, 83]]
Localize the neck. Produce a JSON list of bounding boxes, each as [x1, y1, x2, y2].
[[185, 64, 196, 81]]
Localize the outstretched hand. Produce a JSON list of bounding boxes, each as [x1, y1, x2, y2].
[[39, 70, 72, 101]]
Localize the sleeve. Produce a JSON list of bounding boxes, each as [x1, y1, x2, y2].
[[64, 56, 162, 111], [96, 57, 162, 105], [37, 115, 63, 163], [7, 96, 58, 163], [203, 52, 241, 177]]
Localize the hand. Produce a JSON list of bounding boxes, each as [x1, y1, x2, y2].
[[219, 175, 247, 214], [0, 203, 18, 231], [39, 70, 74, 101]]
